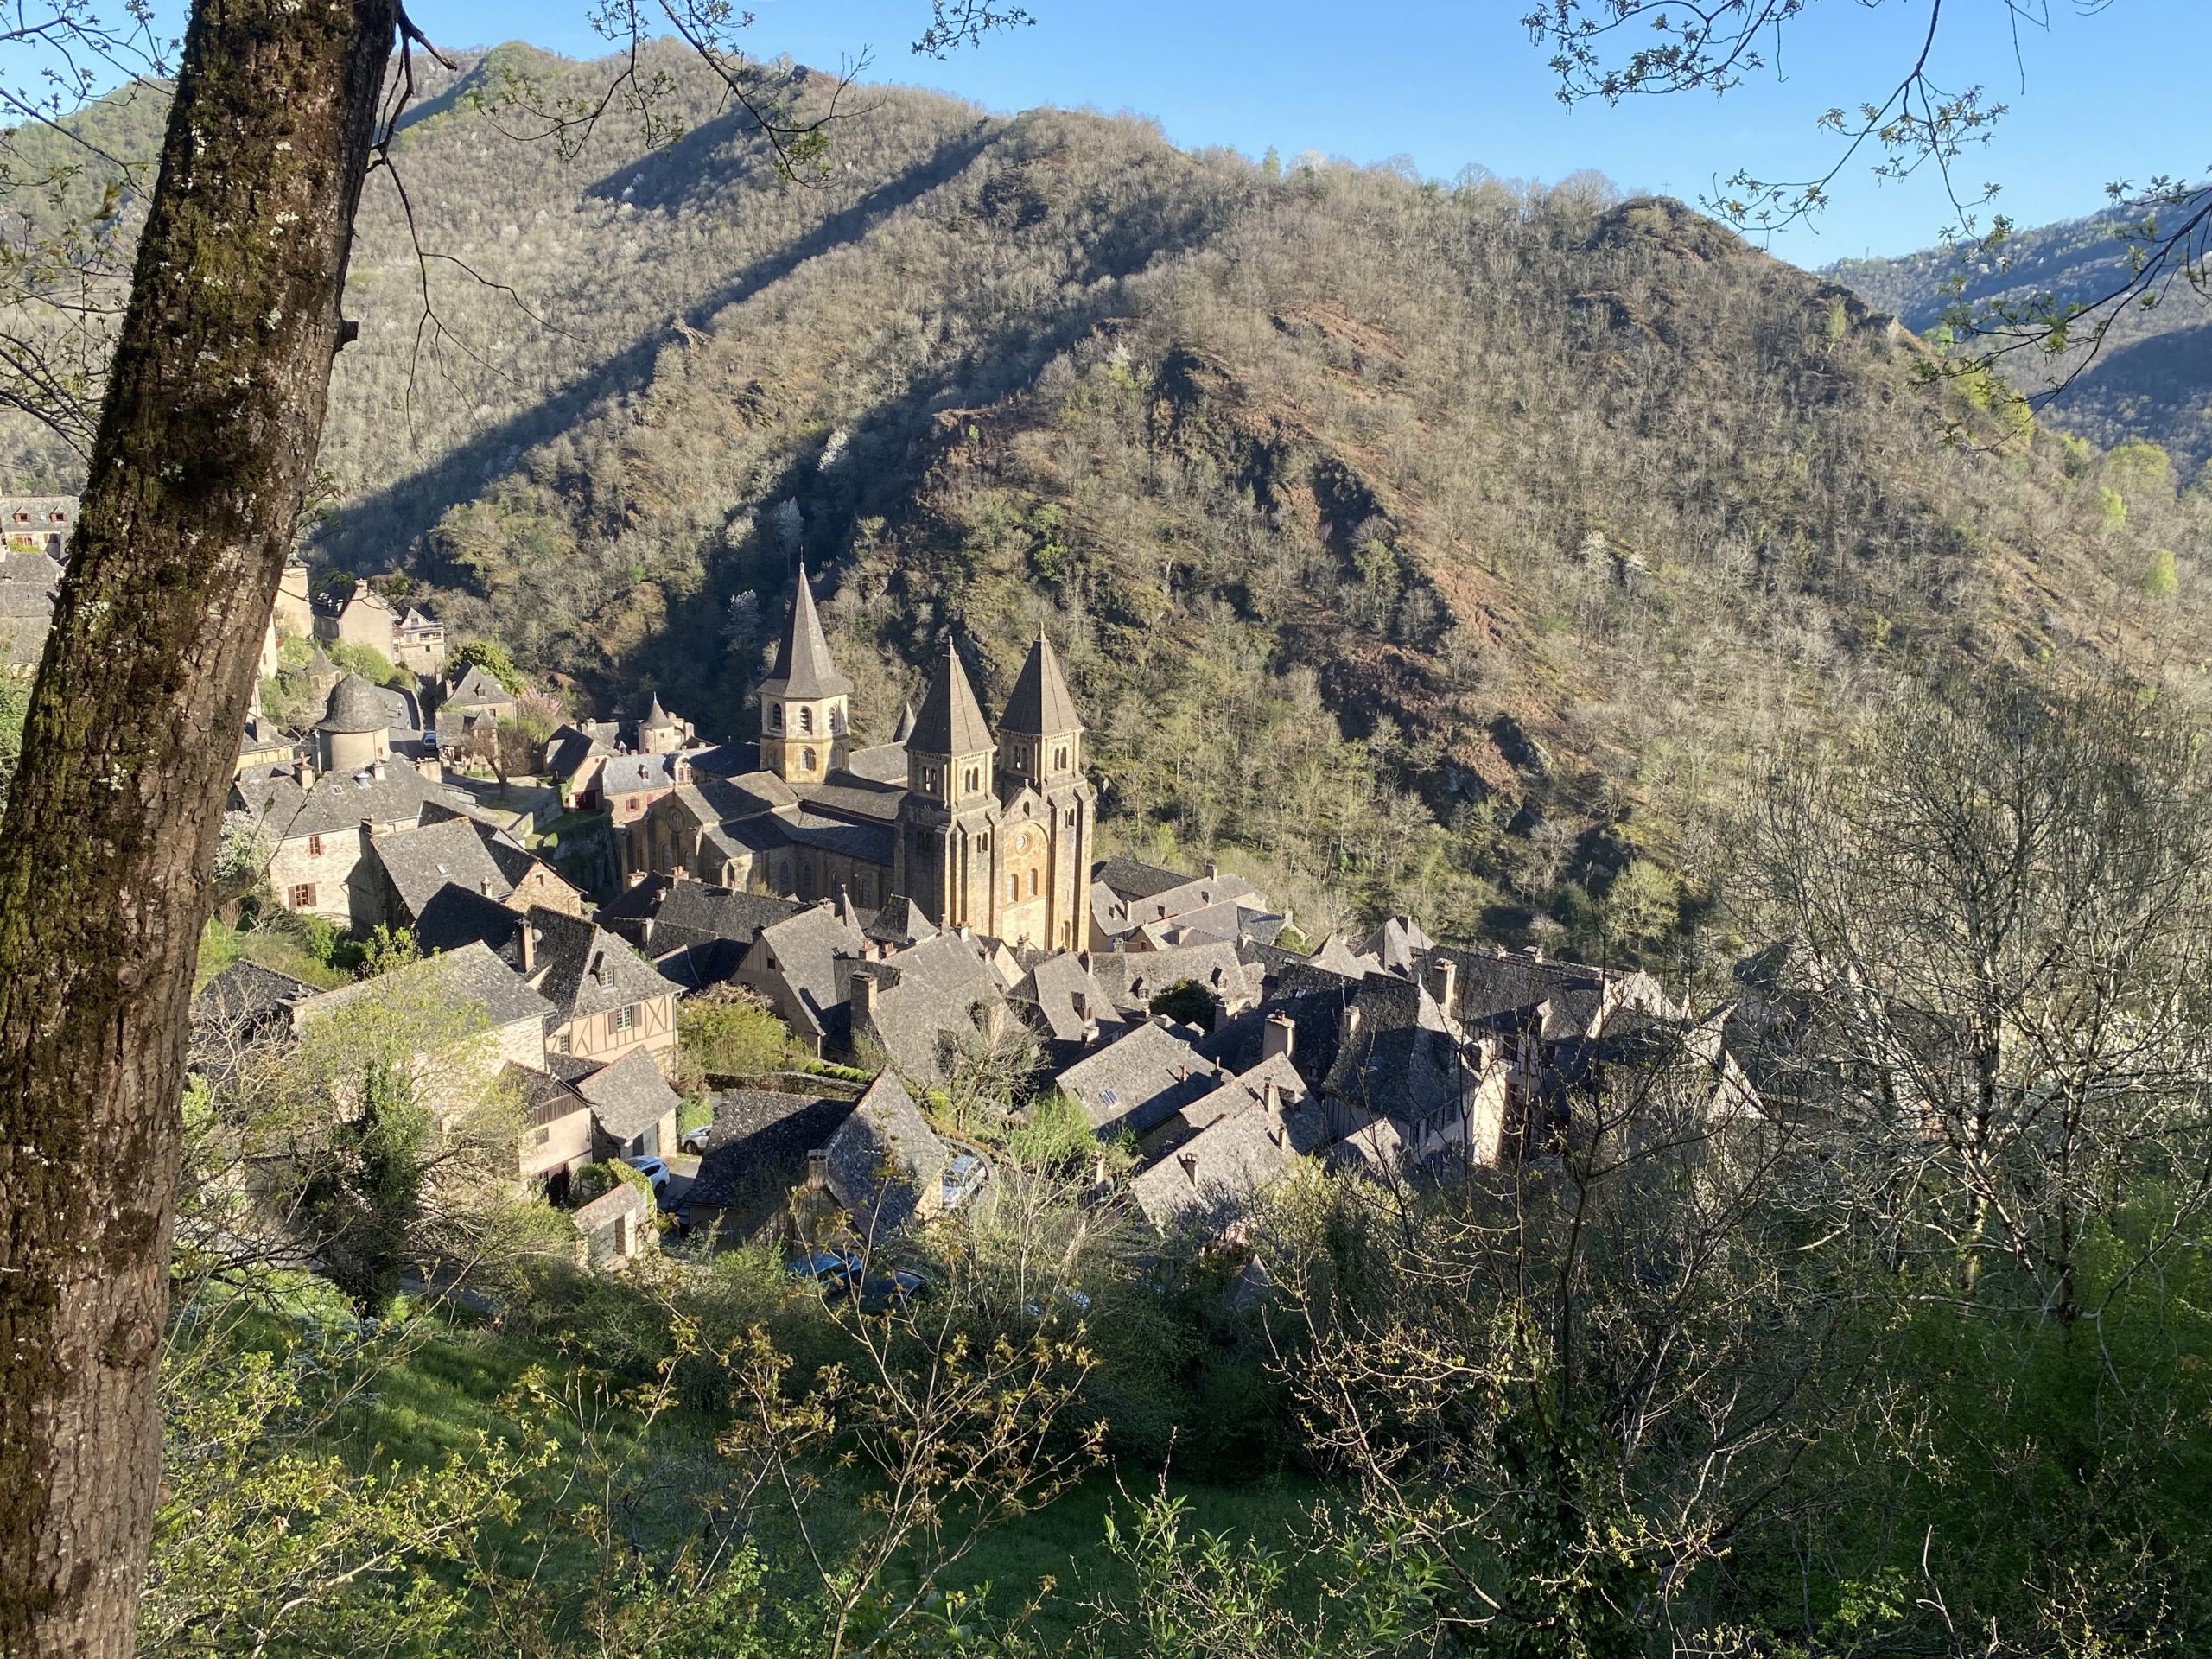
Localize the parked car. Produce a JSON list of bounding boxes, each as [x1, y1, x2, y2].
[[855, 1268, 931, 1313], [624, 1155, 670, 1194], [678, 1124, 712, 1154], [788, 1250, 861, 1295]]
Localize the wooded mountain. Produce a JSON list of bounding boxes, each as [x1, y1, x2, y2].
[[1830, 209, 2212, 475], [10, 46, 2210, 959]]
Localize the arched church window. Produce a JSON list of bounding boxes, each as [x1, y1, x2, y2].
[[798, 706, 813, 734], [1053, 746, 1067, 771], [963, 766, 979, 794], [1029, 868, 1040, 897], [803, 747, 817, 770], [769, 705, 782, 730], [775, 860, 791, 890], [923, 766, 938, 792], [1007, 875, 1019, 902]]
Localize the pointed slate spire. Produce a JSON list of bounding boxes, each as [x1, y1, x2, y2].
[[756, 561, 853, 700], [643, 692, 675, 730], [893, 701, 918, 744], [998, 632, 1083, 735], [906, 636, 993, 757]]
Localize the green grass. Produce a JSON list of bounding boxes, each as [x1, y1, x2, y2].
[[196, 914, 352, 991]]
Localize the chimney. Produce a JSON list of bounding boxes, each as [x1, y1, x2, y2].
[[371, 758, 386, 782], [479, 877, 494, 897], [1072, 988, 1090, 1021], [1205, 860, 1218, 880], [1262, 1077, 1284, 1147], [1262, 1012, 1295, 1064], [625, 869, 647, 890], [1427, 955, 1458, 1015], [520, 924, 537, 976], [850, 964, 879, 1026], [292, 755, 313, 786], [1338, 1001, 1363, 1052], [807, 1148, 829, 1190], [672, 865, 688, 883]]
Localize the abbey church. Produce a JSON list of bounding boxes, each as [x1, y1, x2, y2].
[[631, 567, 1096, 950]]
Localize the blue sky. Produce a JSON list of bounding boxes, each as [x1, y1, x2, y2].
[[429, 1, 2208, 265]]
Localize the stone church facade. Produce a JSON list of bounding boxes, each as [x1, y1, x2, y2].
[[635, 565, 1095, 950]]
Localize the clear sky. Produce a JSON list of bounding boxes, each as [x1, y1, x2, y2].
[[420, 1, 2210, 267]]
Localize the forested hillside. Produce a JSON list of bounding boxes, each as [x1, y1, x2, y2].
[[1831, 208, 2212, 473], [11, 46, 2211, 959]]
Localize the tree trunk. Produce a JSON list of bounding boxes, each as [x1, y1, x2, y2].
[[0, 0, 395, 1650]]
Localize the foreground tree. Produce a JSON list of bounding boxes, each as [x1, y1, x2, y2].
[[0, 0, 401, 1647]]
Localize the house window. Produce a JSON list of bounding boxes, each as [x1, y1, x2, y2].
[[289, 883, 315, 908], [557, 1033, 572, 1054], [530, 1125, 551, 1148], [612, 1005, 636, 1034], [306, 834, 323, 858]]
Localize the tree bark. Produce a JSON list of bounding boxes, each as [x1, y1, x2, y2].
[[0, 0, 395, 1650]]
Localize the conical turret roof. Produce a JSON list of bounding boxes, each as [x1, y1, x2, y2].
[[756, 562, 852, 701], [318, 673, 386, 735], [892, 702, 918, 744], [998, 632, 1083, 736], [643, 693, 676, 729], [906, 637, 993, 758]]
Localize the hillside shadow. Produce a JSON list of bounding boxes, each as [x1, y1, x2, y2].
[[614, 125, 1243, 729], [316, 118, 1000, 570]]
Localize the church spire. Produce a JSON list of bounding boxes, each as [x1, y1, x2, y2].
[[893, 701, 918, 744], [998, 632, 1082, 736], [906, 636, 993, 759], [756, 561, 853, 701]]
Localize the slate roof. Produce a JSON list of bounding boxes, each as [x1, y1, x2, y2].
[[745, 902, 869, 1035], [543, 724, 611, 785], [1128, 1055, 1328, 1232], [1321, 974, 1468, 1128], [250, 761, 468, 842], [443, 664, 511, 709], [864, 894, 938, 948], [0, 551, 59, 666], [189, 960, 314, 1050], [1198, 962, 1364, 1089], [614, 879, 802, 955], [774, 807, 894, 867], [1427, 947, 1675, 1039], [792, 774, 906, 823], [1093, 855, 1196, 904], [319, 673, 387, 735], [653, 938, 748, 993], [1053, 1017, 1223, 1141], [998, 632, 1083, 735], [1013, 950, 1117, 1044], [523, 909, 676, 1024], [412, 882, 524, 957], [1359, 916, 1435, 976], [689, 772, 799, 823], [600, 752, 683, 796], [1310, 933, 1382, 978], [756, 563, 853, 700], [906, 637, 992, 757], [642, 694, 678, 731], [842, 741, 908, 785], [575, 1047, 682, 1143], [503, 1061, 592, 1129], [1088, 941, 1257, 1017], [854, 931, 1005, 1087], [301, 941, 554, 1032], [372, 816, 514, 918], [823, 1071, 950, 1239], [687, 1088, 856, 1227]]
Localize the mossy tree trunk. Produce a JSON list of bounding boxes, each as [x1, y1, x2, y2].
[[0, 0, 396, 1651]]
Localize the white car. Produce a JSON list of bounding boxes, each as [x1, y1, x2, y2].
[[624, 1155, 670, 1193]]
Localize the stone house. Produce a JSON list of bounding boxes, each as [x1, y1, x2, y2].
[[0, 550, 60, 675], [0, 495, 74, 558], [574, 1046, 683, 1161], [291, 941, 556, 1102]]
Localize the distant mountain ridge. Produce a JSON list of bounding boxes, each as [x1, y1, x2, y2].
[[1829, 208, 2212, 474], [7, 47, 2209, 956]]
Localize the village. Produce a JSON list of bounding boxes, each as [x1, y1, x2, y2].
[[156, 549, 1765, 1287]]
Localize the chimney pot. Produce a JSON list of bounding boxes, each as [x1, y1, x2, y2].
[[1427, 955, 1459, 1015], [1262, 1012, 1295, 1063], [1205, 861, 1218, 880], [851, 964, 879, 1021]]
